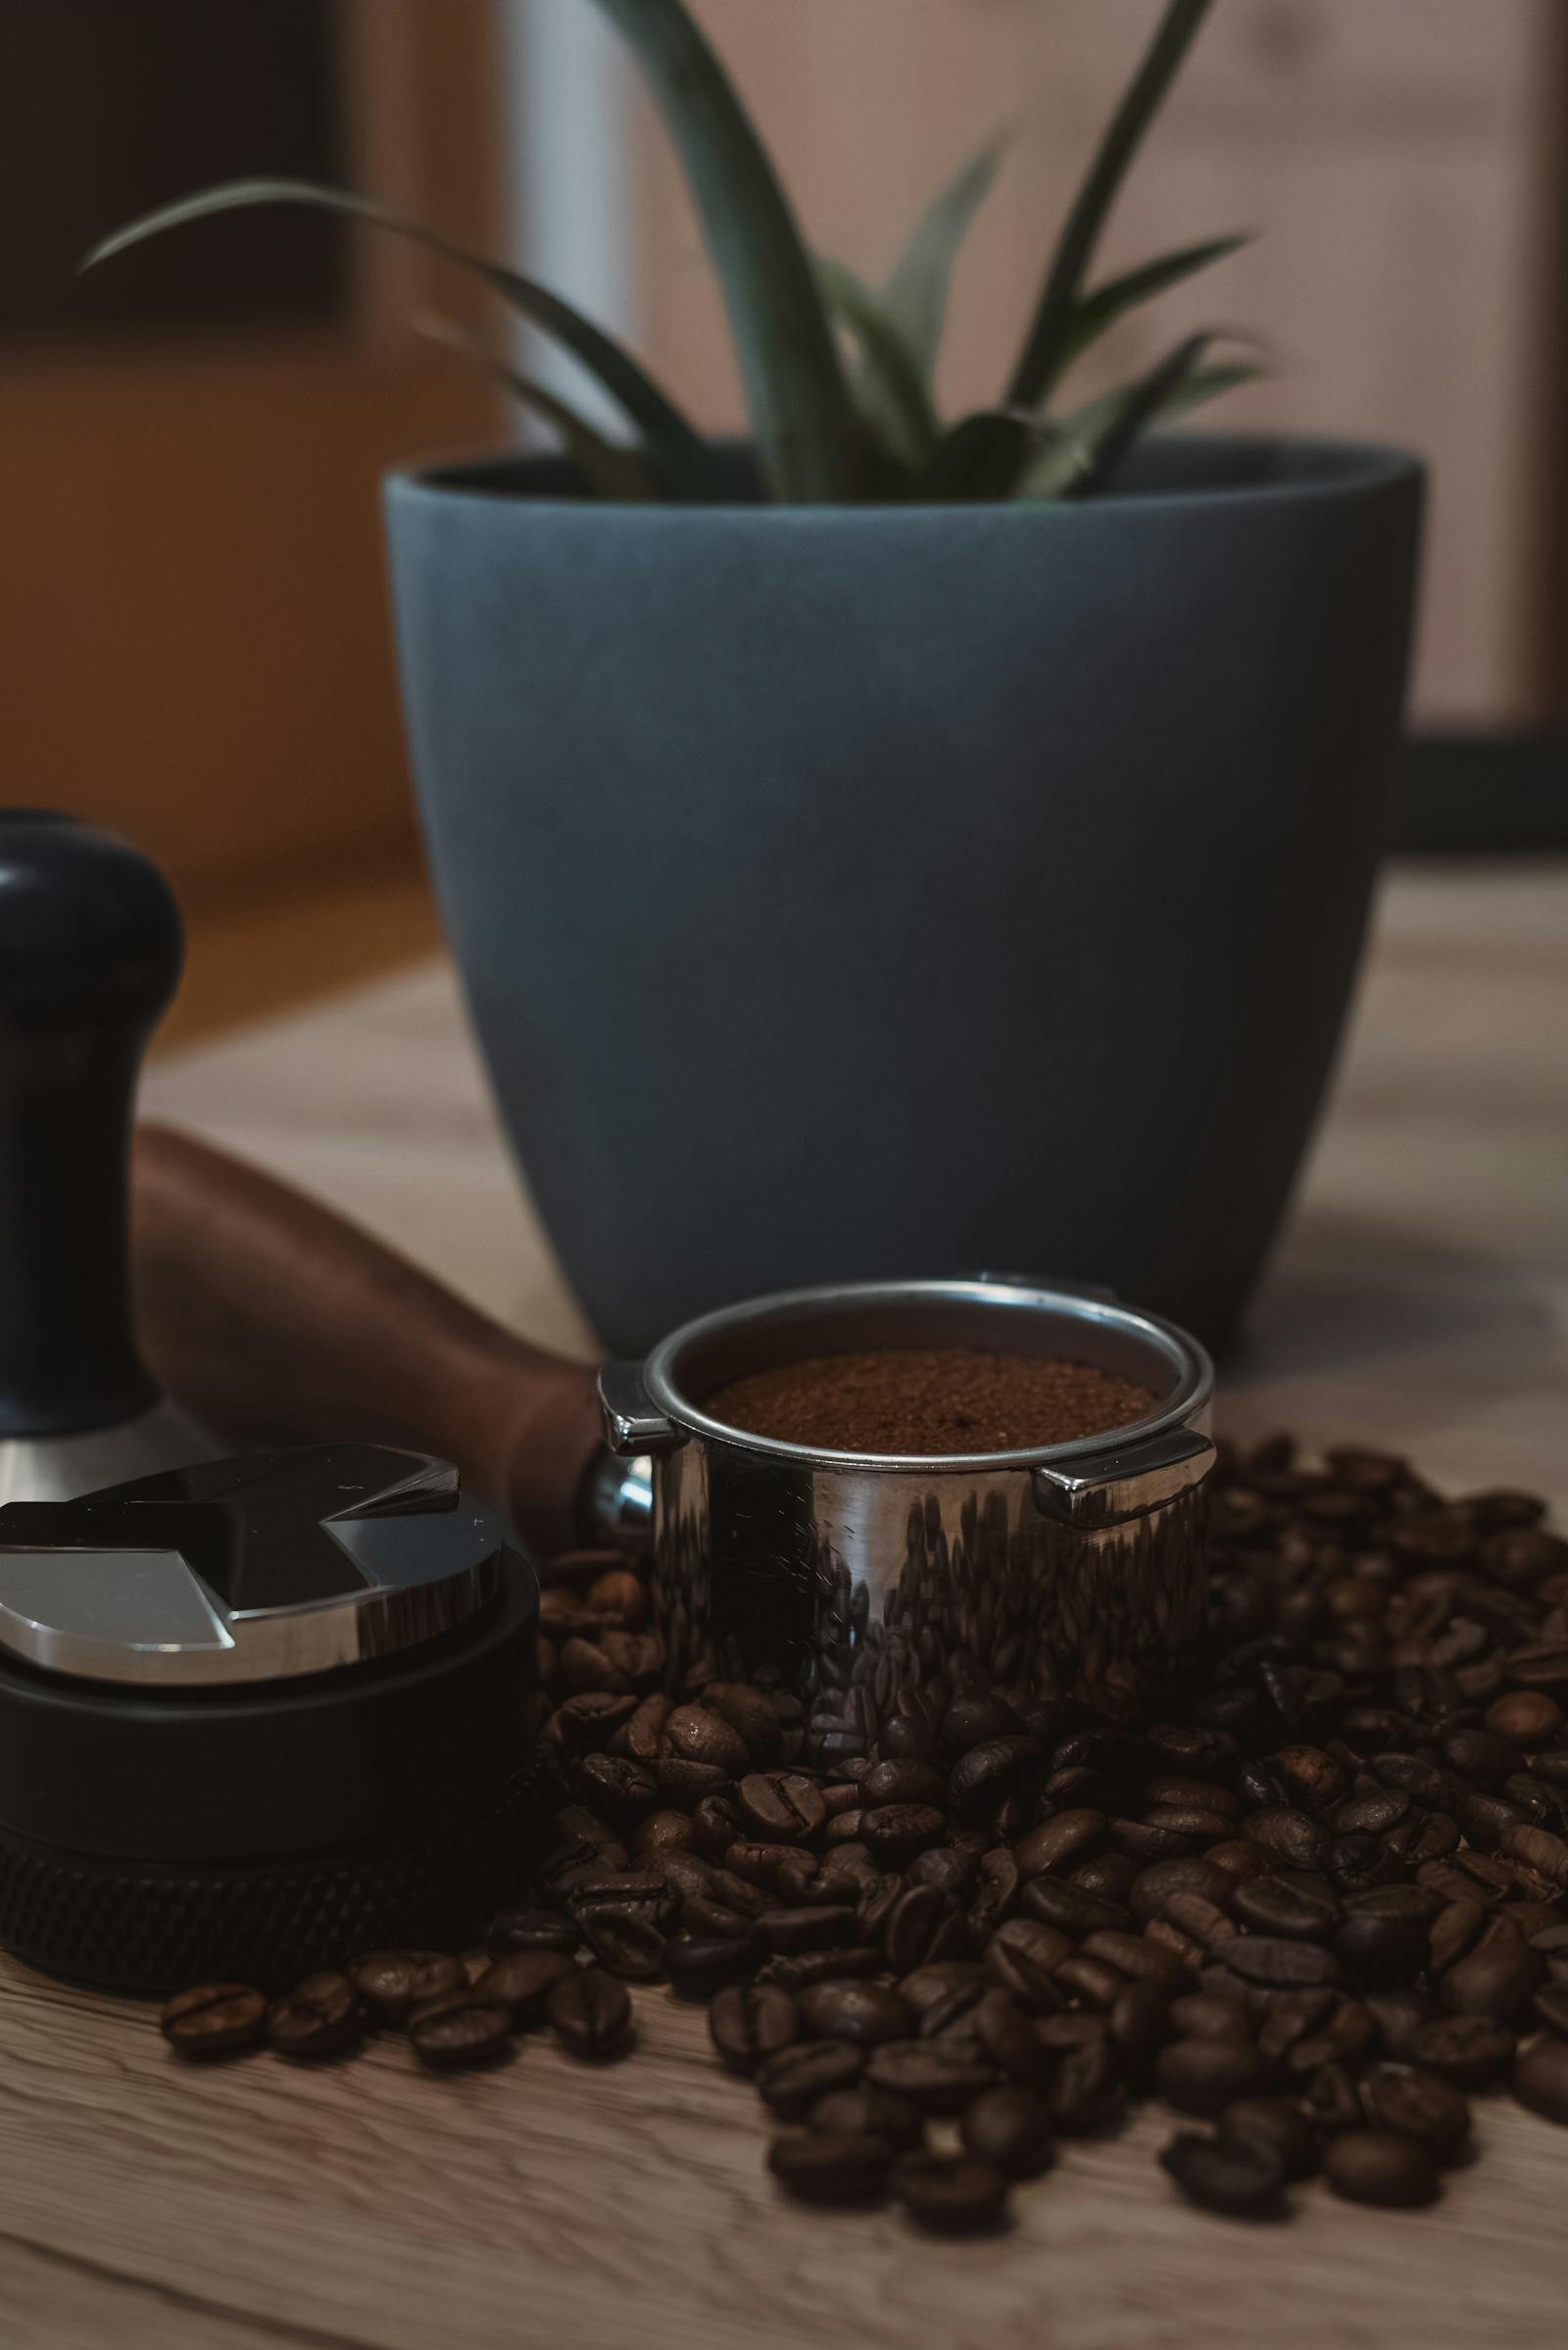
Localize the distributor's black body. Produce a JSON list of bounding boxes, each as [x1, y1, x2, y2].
[[0, 1445, 541, 1993]]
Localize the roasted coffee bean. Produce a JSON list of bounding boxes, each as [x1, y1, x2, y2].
[[898, 1959, 987, 2016], [767, 2129, 891, 2205], [860, 1758, 945, 1809], [810, 2084, 925, 2153], [471, 1950, 575, 2025], [350, 1951, 466, 2029], [893, 2152, 1009, 2232], [1054, 1956, 1125, 2010], [1130, 1856, 1235, 1924], [1489, 1691, 1564, 1746], [738, 1772, 828, 1844], [948, 1737, 1046, 1822], [656, 1758, 733, 1809], [1334, 1886, 1437, 1983], [917, 1982, 990, 2043], [985, 1918, 1071, 2010], [1170, 1992, 1256, 2043], [1500, 1823, 1568, 1886], [1438, 1927, 1544, 2022], [752, 1905, 858, 1957], [1079, 1929, 1193, 1991], [796, 1981, 913, 2049], [409, 1999, 513, 2070], [578, 1907, 667, 1981], [969, 1847, 1021, 1938], [690, 1794, 744, 1859], [1531, 1983, 1568, 2037], [960, 2084, 1054, 2179], [1160, 2128, 1284, 2218], [1256, 1985, 1337, 2061], [665, 1704, 751, 1777], [909, 1846, 977, 1900], [1362, 2065, 1471, 2157], [865, 2040, 998, 2115], [1218, 1936, 1339, 1990], [940, 1691, 1028, 1758], [1405, 2014, 1515, 2089], [973, 1989, 1054, 2091], [1284, 1995, 1376, 2078], [1050, 2039, 1124, 2134], [1154, 2037, 1274, 2117], [162, 1983, 268, 2061], [1232, 1876, 1340, 1942], [1303, 2060, 1364, 2134], [664, 1934, 759, 1998], [1512, 2036, 1568, 2124], [1013, 1810, 1105, 1878], [882, 1884, 965, 1974], [1325, 2129, 1441, 2208], [578, 1752, 660, 1824], [861, 1803, 948, 1861], [1019, 1877, 1130, 1938], [1219, 2096, 1320, 2181], [759, 1946, 885, 1993], [1110, 1982, 1172, 2066], [700, 1683, 785, 1767], [1204, 1840, 1271, 1885], [1158, 1894, 1235, 1955], [1244, 1809, 1330, 1870], [486, 1909, 582, 1959], [758, 2039, 864, 2118], [1365, 1987, 1438, 2056], [548, 1967, 633, 2061], [710, 1983, 800, 2074]]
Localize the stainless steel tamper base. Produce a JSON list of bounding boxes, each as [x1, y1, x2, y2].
[[0, 1399, 219, 1507]]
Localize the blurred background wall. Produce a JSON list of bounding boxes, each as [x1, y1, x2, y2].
[[3, 0, 1565, 1032]]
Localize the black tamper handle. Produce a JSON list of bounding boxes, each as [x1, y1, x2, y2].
[[0, 812, 180, 1437]]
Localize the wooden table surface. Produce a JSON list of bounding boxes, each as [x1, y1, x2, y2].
[[12, 858, 1561, 2350]]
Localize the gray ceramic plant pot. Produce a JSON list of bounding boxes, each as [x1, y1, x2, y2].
[[385, 434, 1423, 1357]]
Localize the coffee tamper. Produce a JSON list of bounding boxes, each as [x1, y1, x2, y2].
[[0, 813, 214, 1502], [0, 1444, 542, 1992]]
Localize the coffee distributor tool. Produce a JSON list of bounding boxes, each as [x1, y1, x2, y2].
[[0, 819, 541, 1991]]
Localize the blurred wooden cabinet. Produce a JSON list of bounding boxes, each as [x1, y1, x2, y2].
[[0, 0, 508, 899], [641, 0, 1566, 724]]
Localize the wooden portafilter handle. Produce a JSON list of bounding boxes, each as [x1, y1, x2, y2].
[[131, 1124, 605, 1558]]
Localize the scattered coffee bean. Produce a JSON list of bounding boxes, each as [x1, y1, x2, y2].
[[161, 1983, 268, 2061], [1161, 2128, 1284, 2218], [1361, 2065, 1471, 2157], [1218, 2096, 1319, 2180], [1325, 2129, 1441, 2208], [1154, 2037, 1274, 2117], [350, 1951, 466, 2029], [548, 1968, 633, 2061], [796, 1981, 913, 2049], [892, 2151, 1009, 2232], [767, 2130, 892, 2204], [960, 2084, 1055, 2179], [473, 1950, 575, 2025], [269, 1973, 363, 2062], [1405, 2015, 1515, 2089], [409, 2000, 513, 2070], [865, 2041, 997, 2115], [810, 2084, 925, 2153], [1512, 2036, 1568, 2124], [710, 1983, 800, 2075], [757, 2039, 864, 2118]]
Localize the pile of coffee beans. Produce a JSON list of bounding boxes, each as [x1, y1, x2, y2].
[[164, 1434, 1568, 2236], [704, 1346, 1155, 1454]]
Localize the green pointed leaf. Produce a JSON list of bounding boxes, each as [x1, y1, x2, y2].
[[1055, 233, 1249, 379], [883, 137, 1004, 381], [917, 410, 1044, 503], [1007, 0, 1216, 408], [1016, 337, 1264, 502], [416, 316, 654, 501], [81, 177, 723, 502], [813, 257, 939, 470], [587, 0, 859, 502]]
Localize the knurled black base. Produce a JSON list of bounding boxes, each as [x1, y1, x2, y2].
[[0, 1752, 544, 1997]]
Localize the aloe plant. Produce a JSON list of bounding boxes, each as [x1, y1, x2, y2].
[[83, 0, 1260, 505]]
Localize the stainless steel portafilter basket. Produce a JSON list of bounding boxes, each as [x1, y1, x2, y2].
[[592, 1275, 1215, 1755]]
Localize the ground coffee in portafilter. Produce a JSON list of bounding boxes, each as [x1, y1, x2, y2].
[[705, 1346, 1157, 1454], [161, 1448, 1568, 2238]]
